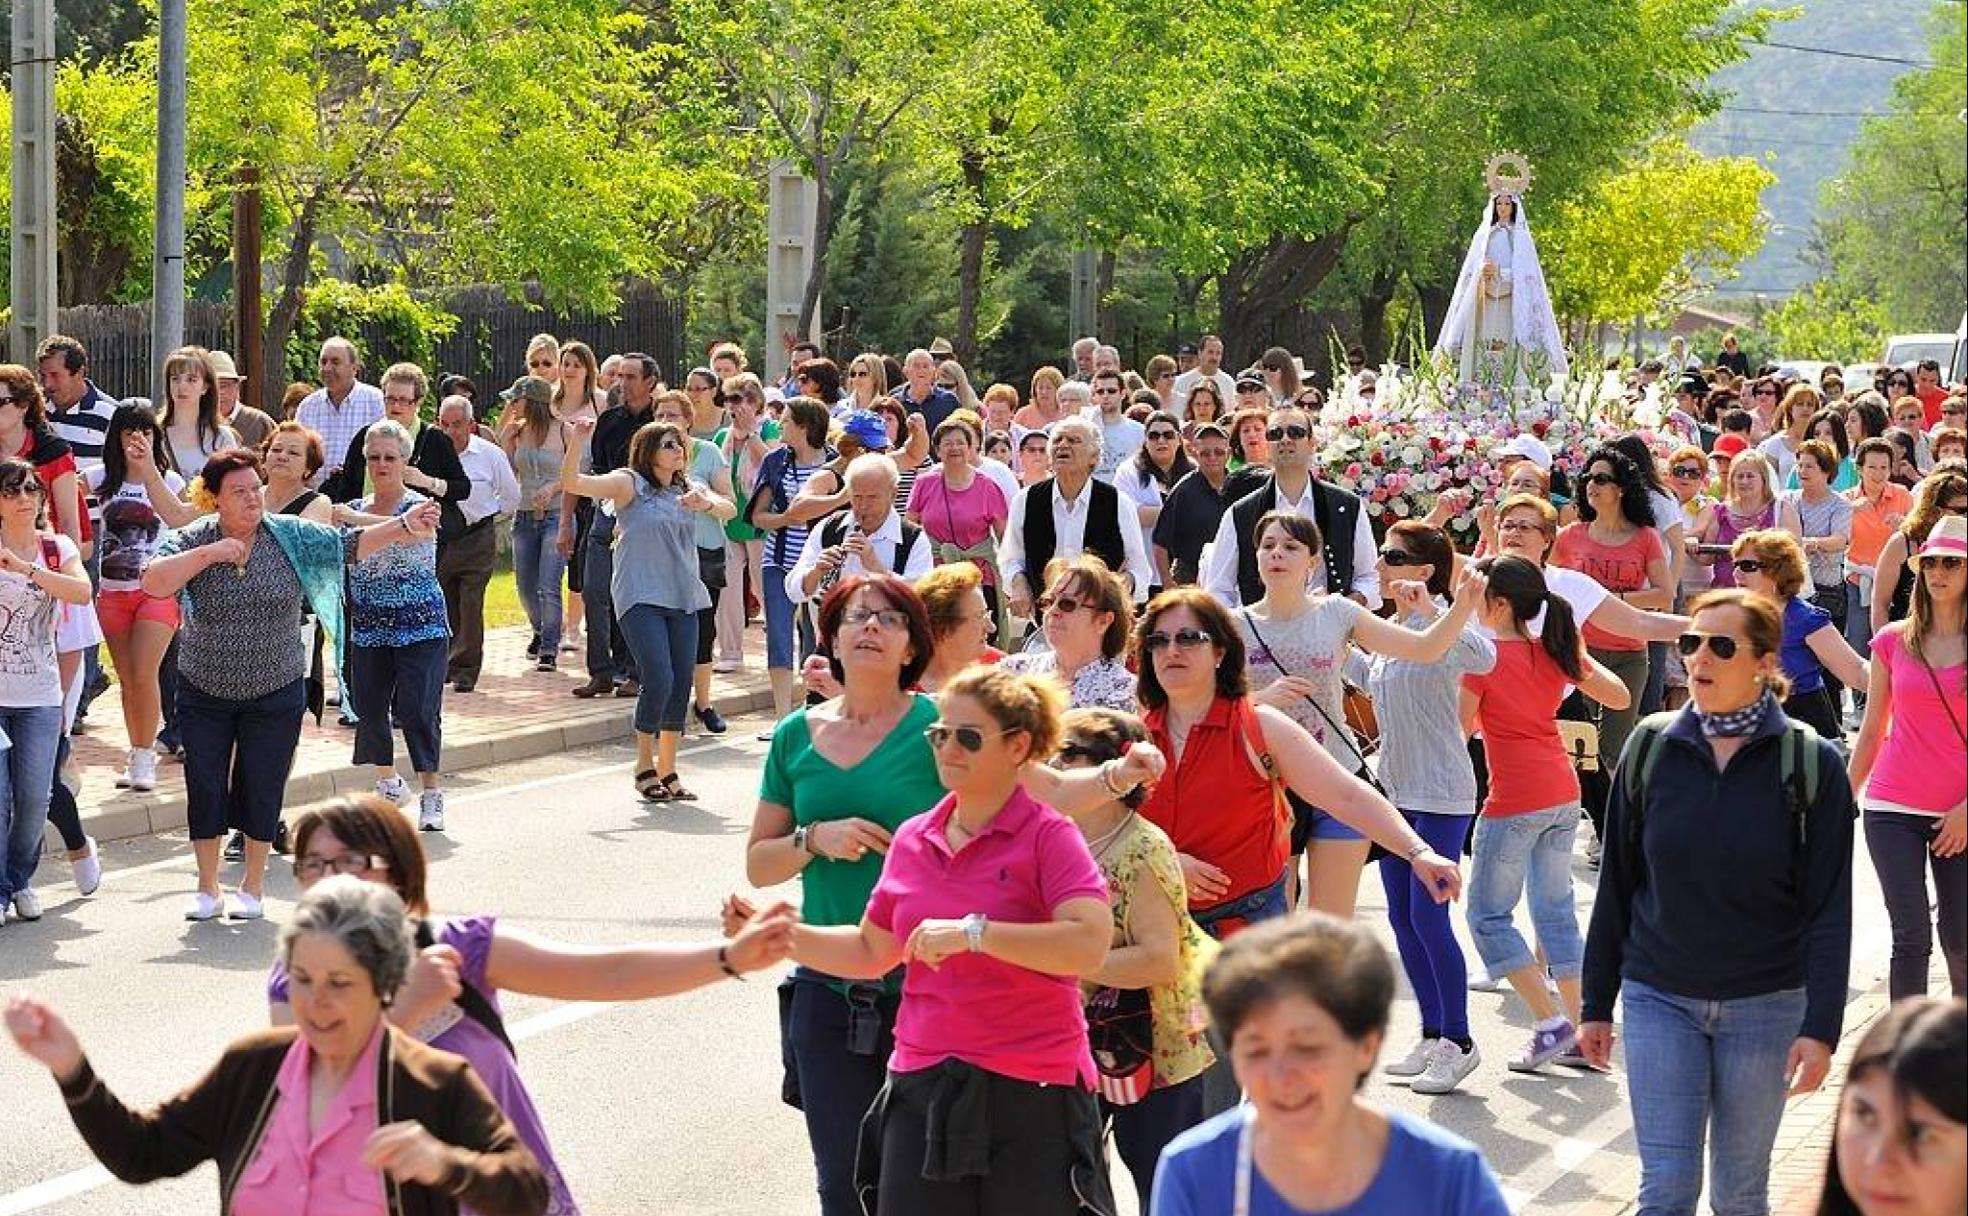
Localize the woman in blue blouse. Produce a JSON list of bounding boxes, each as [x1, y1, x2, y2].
[[331, 420, 453, 832]]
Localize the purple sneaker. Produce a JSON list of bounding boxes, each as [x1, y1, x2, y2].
[[1507, 1020, 1578, 1072]]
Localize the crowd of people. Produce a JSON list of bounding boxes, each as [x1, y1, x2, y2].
[[2, 327, 1964, 1216]]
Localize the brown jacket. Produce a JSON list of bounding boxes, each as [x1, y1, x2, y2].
[[56, 1025, 548, 1216]]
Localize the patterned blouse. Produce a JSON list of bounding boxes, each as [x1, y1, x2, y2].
[[168, 519, 317, 701], [347, 492, 447, 648], [1001, 649, 1138, 712], [1091, 814, 1217, 1088]]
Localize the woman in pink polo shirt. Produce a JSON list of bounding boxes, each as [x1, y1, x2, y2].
[[783, 667, 1124, 1216], [1849, 513, 1967, 1001]]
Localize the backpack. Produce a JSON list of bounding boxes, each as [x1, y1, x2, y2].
[[1619, 711, 1821, 885]]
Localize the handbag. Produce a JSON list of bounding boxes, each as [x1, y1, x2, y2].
[[1086, 982, 1155, 1105]]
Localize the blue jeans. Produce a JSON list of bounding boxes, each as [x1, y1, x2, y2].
[[1381, 810, 1474, 1040], [762, 564, 814, 671], [582, 514, 636, 683], [1622, 979, 1807, 1216], [617, 604, 697, 735], [1466, 803, 1585, 980], [0, 704, 64, 900], [511, 509, 567, 650]]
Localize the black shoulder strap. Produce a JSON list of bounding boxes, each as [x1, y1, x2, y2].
[[898, 521, 922, 566], [414, 920, 517, 1059]]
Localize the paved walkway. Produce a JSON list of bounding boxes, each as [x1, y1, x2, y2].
[[65, 623, 776, 844]]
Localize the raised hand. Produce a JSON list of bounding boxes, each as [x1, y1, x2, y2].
[[4, 997, 85, 1082]]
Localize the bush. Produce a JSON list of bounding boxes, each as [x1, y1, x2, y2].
[[285, 280, 458, 383]]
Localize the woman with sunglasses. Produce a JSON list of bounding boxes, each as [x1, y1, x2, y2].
[[1692, 450, 1802, 592], [1052, 706, 1217, 1213], [1117, 411, 1193, 550], [1850, 512, 1967, 1001], [1002, 555, 1138, 711], [0, 459, 93, 927], [1871, 462, 1968, 634], [1014, 430, 1051, 486], [1133, 587, 1461, 946], [1662, 444, 1718, 707], [1745, 376, 1784, 440], [1582, 588, 1857, 1216], [272, 795, 798, 1216], [560, 415, 732, 802], [0, 366, 88, 562], [840, 353, 889, 414], [1728, 529, 1868, 739], [1239, 513, 1486, 918]]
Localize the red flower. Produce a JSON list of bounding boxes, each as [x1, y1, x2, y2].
[[1530, 420, 1550, 438]]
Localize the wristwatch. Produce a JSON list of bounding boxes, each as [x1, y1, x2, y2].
[[792, 824, 812, 855], [961, 913, 989, 954]]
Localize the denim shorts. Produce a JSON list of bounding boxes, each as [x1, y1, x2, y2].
[[1287, 788, 1366, 854]]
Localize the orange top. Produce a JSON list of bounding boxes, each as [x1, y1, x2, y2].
[[1846, 482, 1914, 571]]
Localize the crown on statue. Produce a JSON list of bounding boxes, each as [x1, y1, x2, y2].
[[1484, 151, 1533, 197]]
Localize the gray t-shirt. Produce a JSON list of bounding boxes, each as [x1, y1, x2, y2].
[[1238, 598, 1367, 771], [1350, 612, 1497, 815], [1786, 488, 1853, 590], [611, 473, 711, 614]]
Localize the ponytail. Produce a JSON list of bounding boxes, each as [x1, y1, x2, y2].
[[1538, 590, 1585, 683]]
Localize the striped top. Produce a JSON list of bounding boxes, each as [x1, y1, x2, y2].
[[1349, 606, 1497, 815], [765, 457, 824, 568]]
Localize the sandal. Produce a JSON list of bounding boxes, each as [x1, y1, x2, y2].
[[659, 773, 697, 801], [634, 769, 670, 801]]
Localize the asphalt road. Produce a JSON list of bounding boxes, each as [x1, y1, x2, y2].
[[0, 715, 1905, 1216]]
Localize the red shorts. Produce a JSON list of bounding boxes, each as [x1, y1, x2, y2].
[[96, 587, 181, 634]]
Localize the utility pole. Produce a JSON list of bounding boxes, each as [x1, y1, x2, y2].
[[9, 0, 59, 360], [1067, 248, 1097, 346], [151, 0, 189, 397], [764, 161, 818, 382], [233, 167, 266, 408]]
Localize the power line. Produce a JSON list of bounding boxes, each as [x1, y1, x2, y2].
[[1719, 105, 1934, 119], [1755, 39, 1936, 69]]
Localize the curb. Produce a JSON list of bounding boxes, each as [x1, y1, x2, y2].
[[68, 683, 776, 847]]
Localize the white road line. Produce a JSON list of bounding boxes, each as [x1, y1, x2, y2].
[[87, 735, 751, 884], [0, 996, 635, 1213]]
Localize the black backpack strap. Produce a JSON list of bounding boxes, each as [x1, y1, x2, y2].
[[898, 521, 921, 569], [414, 919, 518, 1059]]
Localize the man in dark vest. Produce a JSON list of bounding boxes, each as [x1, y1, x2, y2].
[[1001, 416, 1154, 617], [1202, 403, 1381, 609]]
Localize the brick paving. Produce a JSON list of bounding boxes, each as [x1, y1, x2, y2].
[[63, 622, 776, 845]]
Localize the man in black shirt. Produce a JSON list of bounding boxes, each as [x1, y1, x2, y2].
[[1151, 423, 1235, 586], [572, 353, 659, 698]]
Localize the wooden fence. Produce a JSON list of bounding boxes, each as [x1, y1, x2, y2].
[[2, 283, 686, 405]]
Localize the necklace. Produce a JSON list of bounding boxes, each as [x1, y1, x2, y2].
[[1086, 810, 1134, 860]]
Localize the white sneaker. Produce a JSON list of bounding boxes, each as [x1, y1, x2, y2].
[[229, 891, 265, 921], [712, 659, 740, 674], [72, 838, 102, 897], [1468, 972, 1505, 992], [11, 888, 43, 921], [0, 902, 8, 927], [418, 790, 445, 832], [1383, 1037, 1438, 1078], [1412, 1040, 1481, 1095], [127, 748, 158, 793], [184, 891, 225, 921], [375, 775, 411, 805], [115, 748, 137, 789]]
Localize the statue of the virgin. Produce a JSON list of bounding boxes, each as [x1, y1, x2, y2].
[[1433, 155, 1567, 393]]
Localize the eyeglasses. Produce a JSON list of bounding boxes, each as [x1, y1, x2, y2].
[[1037, 593, 1088, 616], [1670, 464, 1705, 479], [1358, 386, 1377, 397], [841, 606, 910, 630], [0, 395, 18, 406], [0, 482, 44, 498], [1676, 631, 1741, 660], [1146, 429, 1179, 442], [1497, 519, 1544, 534], [1732, 557, 1765, 575], [1143, 626, 1215, 653], [383, 395, 419, 408], [1379, 549, 1425, 567], [294, 852, 383, 880], [1092, 387, 1121, 396], [1919, 555, 1966, 572], [937, 380, 959, 390], [1583, 472, 1621, 487], [924, 722, 1011, 752], [1265, 424, 1310, 442]]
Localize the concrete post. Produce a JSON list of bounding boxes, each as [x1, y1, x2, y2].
[[764, 162, 817, 382]]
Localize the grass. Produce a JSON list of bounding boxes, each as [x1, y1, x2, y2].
[[485, 554, 530, 630]]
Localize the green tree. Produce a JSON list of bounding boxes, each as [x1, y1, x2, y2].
[[1755, 278, 1891, 363], [1816, 2, 1967, 331]]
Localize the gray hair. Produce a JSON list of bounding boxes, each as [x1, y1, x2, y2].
[[381, 361, 428, 402], [1052, 414, 1102, 456], [280, 875, 415, 1001], [1071, 336, 1098, 357], [366, 418, 415, 458], [844, 452, 899, 491], [438, 394, 475, 422], [1056, 381, 1093, 409], [320, 336, 361, 367]]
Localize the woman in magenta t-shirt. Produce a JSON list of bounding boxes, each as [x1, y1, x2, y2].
[[1552, 445, 1673, 776], [1849, 514, 1967, 1000], [906, 420, 1009, 620], [782, 666, 1151, 1215], [1460, 555, 1633, 1074]]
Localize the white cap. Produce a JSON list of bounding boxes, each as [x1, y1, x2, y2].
[[207, 350, 244, 381], [1494, 434, 1552, 472]]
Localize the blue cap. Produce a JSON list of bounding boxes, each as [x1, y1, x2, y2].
[[841, 410, 890, 450]]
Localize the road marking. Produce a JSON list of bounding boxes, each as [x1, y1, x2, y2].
[[85, 735, 753, 884]]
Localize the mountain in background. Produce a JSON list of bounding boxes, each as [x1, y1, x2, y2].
[[1691, 0, 1936, 305]]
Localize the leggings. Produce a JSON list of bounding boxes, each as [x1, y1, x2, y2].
[[46, 734, 86, 852], [1379, 810, 1473, 1041], [618, 604, 697, 735], [1865, 810, 1967, 1000]]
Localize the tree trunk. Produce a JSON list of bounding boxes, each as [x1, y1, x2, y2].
[[263, 189, 326, 411], [1356, 268, 1399, 368], [953, 140, 990, 365], [1216, 231, 1352, 367], [1094, 249, 1117, 341], [1415, 282, 1454, 355]]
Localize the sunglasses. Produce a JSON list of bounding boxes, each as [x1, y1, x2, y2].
[[1379, 549, 1425, 567], [1358, 386, 1377, 396], [1670, 464, 1705, 479], [1143, 626, 1214, 654], [1732, 558, 1765, 575], [1583, 472, 1621, 487], [1754, 388, 1779, 397], [1146, 429, 1180, 442], [1265, 424, 1310, 442], [0, 395, 18, 406], [1919, 555, 1966, 572], [657, 439, 685, 452], [924, 722, 1012, 752], [1055, 742, 1106, 765], [847, 369, 870, 380], [0, 482, 44, 498], [1037, 593, 1088, 615], [1676, 631, 1741, 660]]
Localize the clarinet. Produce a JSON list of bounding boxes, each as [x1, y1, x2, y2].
[[817, 518, 859, 595]]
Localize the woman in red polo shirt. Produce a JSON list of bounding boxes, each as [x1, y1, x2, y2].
[[1132, 587, 1462, 940], [781, 667, 1151, 1215]]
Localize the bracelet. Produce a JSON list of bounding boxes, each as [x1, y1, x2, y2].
[[1403, 841, 1431, 862], [398, 515, 411, 535], [1099, 760, 1131, 798], [717, 945, 745, 982]]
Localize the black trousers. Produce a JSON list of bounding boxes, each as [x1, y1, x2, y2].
[[872, 1070, 1109, 1216]]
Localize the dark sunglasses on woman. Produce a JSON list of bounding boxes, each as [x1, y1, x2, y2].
[[1676, 632, 1740, 659]]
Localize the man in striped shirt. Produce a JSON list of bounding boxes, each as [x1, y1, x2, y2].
[[293, 336, 385, 488], [34, 334, 119, 477]]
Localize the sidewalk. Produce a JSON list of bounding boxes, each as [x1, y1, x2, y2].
[[64, 623, 776, 845]]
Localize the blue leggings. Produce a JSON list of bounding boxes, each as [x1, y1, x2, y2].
[[618, 604, 697, 735], [1379, 810, 1473, 1041]]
